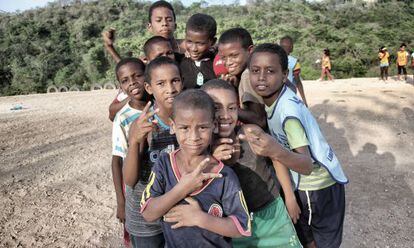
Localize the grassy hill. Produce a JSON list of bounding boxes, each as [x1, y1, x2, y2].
[[0, 0, 413, 95]]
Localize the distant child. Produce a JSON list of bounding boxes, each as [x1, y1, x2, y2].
[[396, 43, 409, 81], [103, 0, 185, 63], [378, 46, 390, 81], [140, 89, 251, 247], [247, 43, 348, 248], [318, 48, 334, 81], [123, 56, 183, 247], [280, 36, 308, 107], [201, 79, 302, 247], [110, 58, 148, 244], [217, 27, 266, 128], [180, 13, 217, 89]]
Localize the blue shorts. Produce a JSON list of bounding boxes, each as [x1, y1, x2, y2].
[[130, 233, 165, 248], [294, 183, 345, 248]]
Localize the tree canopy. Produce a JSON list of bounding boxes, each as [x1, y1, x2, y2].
[[0, 0, 413, 95]]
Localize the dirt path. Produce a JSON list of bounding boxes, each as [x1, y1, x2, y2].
[[0, 78, 413, 247]]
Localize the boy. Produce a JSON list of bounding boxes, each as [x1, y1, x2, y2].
[[110, 58, 148, 243], [201, 79, 302, 247], [180, 13, 217, 89], [217, 28, 266, 128], [108, 35, 181, 122], [140, 90, 251, 247], [396, 43, 409, 81], [102, 0, 185, 63], [123, 56, 183, 247], [246, 43, 348, 248], [280, 36, 308, 107]]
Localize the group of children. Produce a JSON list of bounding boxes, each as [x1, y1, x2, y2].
[[378, 43, 414, 81], [107, 1, 348, 247]]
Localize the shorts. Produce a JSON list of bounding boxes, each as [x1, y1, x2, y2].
[[130, 233, 165, 248], [398, 65, 407, 75], [294, 183, 345, 248], [380, 62, 389, 67], [233, 197, 302, 248]]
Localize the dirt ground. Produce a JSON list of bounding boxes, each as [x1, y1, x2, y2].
[[0, 77, 413, 248]]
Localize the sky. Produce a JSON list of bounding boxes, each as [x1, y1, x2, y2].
[[0, 0, 247, 13]]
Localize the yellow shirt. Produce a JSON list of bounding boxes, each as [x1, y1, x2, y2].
[[322, 56, 331, 70], [284, 119, 336, 191], [378, 52, 389, 64], [397, 51, 408, 66]]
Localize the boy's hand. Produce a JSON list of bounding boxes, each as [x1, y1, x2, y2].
[[163, 197, 203, 229], [285, 195, 301, 224], [102, 28, 116, 47], [221, 74, 239, 88], [238, 124, 280, 160], [212, 138, 240, 164], [177, 158, 222, 195], [116, 199, 126, 224], [128, 102, 158, 145]]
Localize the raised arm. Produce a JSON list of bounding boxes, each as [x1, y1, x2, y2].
[[102, 28, 122, 63]]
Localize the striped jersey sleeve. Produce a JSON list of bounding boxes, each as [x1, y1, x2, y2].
[[222, 167, 252, 237]]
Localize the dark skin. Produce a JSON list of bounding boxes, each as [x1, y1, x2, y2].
[[218, 42, 267, 128], [111, 155, 125, 223], [108, 95, 130, 122]]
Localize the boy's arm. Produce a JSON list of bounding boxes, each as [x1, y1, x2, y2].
[[141, 158, 222, 222], [102, 28, 122, 63], [273, 160, 301, 224], [109, 97, 129, 122], [239, 124, 313, 175], [123, 102, 155, 186], [164, 197, 242, 238], [295, 78, 308, 108], [111, 155, 126, 223], [238, 102, 267, 129]]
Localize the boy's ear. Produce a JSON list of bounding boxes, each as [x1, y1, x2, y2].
[[144, 82, 153, 95], [170, 119, 176, 135], [247, 45, 254, 54]]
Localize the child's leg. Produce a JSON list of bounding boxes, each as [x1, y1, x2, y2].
[[398, 66, 402, 80], [295, 184, 345, 248], [380, 67, 384, 80], [384, 66, 388, 80], [319, 68, 325, 80], [130, 233, 165, 248], [326, 69, 334, 81], [403, 66, 407, 80]]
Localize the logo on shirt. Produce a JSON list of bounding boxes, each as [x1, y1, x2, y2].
[[208, 203, 223, 217]]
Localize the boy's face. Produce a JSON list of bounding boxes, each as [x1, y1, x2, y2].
[[185, 30, 215, 61], [218, 42, 252, 77], [147, 41, 175, 62], [205, 88, 238, 138], [280, 39, 293, 55], [172, 108, 215, 157], [117, 63, 145, 101], [145, 64, 182, 111], [148, 7, 176, 39], [400, 46, 406, 51], [249, 52, 287, 106]]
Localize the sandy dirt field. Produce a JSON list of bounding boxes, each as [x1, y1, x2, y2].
[[0, 77, 413, 247]]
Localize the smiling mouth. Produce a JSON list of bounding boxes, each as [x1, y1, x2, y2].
[[255, 85, 267, 91]]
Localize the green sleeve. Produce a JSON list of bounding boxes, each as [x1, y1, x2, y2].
[[283, 119, 309, 149]]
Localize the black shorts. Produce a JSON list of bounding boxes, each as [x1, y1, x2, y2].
[[398, 65, 407, 75], [294, 183, 345, 248]]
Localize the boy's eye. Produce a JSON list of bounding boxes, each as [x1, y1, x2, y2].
[[251, 68, 259, 73]]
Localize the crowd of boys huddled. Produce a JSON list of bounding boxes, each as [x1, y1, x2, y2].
[[105, 1, 348, 247]]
